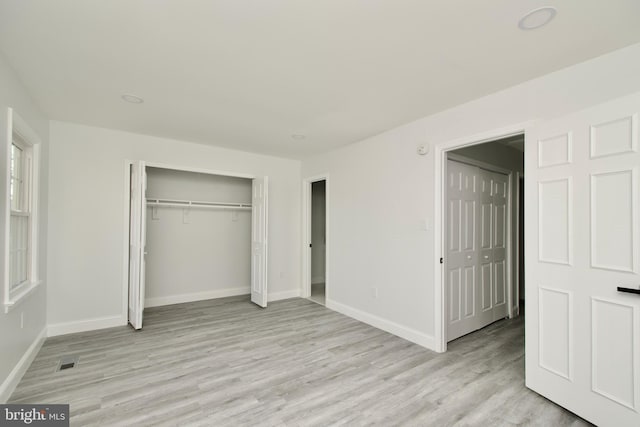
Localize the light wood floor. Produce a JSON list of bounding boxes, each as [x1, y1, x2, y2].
[[309, 283, 325, 305], [10, 296, 590, 426]]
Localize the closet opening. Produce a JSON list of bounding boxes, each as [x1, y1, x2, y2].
[[302, 175, 329, 305], [310, 180, 326, 305], [442, 134, 524, 345], [126, 162, 268, 330]]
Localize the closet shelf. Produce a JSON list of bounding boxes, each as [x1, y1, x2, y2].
[[146, 197, 252, 210]]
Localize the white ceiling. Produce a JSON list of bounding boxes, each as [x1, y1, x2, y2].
[[1, 1, 639, 158]]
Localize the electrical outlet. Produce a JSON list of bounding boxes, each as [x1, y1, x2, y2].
[[372, 287, 378, 298]]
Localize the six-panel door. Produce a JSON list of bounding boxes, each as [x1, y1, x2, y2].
[[525, 93, 640, 426], [447, 159, 508, 341]]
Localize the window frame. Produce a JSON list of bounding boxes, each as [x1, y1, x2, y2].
[[9, 134, 32, 292], [3, 108, 41, 313]]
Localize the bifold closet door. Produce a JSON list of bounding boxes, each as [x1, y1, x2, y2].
[[251, 176, 268, 308], [447, 160, 508, 342], [128, 161, 147, 330], [447, 160, 480, 341], [490, 172, 509, 322]]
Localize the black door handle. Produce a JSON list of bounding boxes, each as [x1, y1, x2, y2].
[[617, 286, 640, 295]]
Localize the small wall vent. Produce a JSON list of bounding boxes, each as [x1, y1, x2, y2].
[[56, 355, 79, 372]]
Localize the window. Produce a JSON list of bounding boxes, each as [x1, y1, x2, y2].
[[9, 135, 32, 291], [4, 108, 40, 312]]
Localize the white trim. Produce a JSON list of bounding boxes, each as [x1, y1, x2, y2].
[[0, 327, 46, 403], [326, 298, 436, 351], [514, 172, 522, 315], [3, 108, 41, 310], [121, 161, 131, 326], [29, 144, 40, 287], [2, 109, 9, 306], [433, 121, 532, 353], [267, 289, 301, 302], [3, 280, 41, 314], [145, 287, 250, 307], [47, 315, 124, 337], [10, 111, 42, 147], [507, 169, 514, 319], [301, 174, 329, 302]]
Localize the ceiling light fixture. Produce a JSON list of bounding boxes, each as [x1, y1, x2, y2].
[[121, 94, 144, 104], [518, 6, 557, 31], [291, 134, 306, 140]]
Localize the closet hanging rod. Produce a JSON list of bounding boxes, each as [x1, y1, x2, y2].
[[146, 197, 252, 210]]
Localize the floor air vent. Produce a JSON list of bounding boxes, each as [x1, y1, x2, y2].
[[56, 355, 79, 372]]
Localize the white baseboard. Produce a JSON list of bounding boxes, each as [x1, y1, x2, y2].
[[47, 315, 124, 337], [0, 327, 47, 403], [268, 289, 301, 302], [326, 298, 436, 351], [145, 287, 249, 308], [47, 289, 299, 338]]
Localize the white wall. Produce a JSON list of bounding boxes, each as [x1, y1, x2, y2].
[[311, 180, 326, 284], [0, 53, 49, 401], [144, 168, 252, 306], [47, 122, 301, 334], [301, 43, 640, 350]]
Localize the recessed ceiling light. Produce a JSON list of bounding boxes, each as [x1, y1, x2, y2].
[[291, 134, 306, 140], [518, 6, 557, 31], [121, 94, 144, 104]]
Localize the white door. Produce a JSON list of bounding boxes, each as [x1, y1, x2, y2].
[[526, 93, 640, 426], [128, 161, 147, 330], [447, 160, 480, 340], [491, 171, 509, 322], [478, 168, 497, 328], [251, 176, 268, 307], [447, 160, 508, 341]]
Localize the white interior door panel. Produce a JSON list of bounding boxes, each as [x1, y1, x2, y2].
[[447, 160, 509, 341], [128, 161, 146, 330], [251, 176, 268, 308], [525, 93, 640, 426]]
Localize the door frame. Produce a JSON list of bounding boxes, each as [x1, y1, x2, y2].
[[301, 174, 329, 301], [445, 153, 514, 342], [122, 160, 257, 322], [433, 122, 532, 353], [514, 171, 523, 315]]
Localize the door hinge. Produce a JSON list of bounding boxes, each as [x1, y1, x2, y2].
[[440, 257, 444, 264]]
